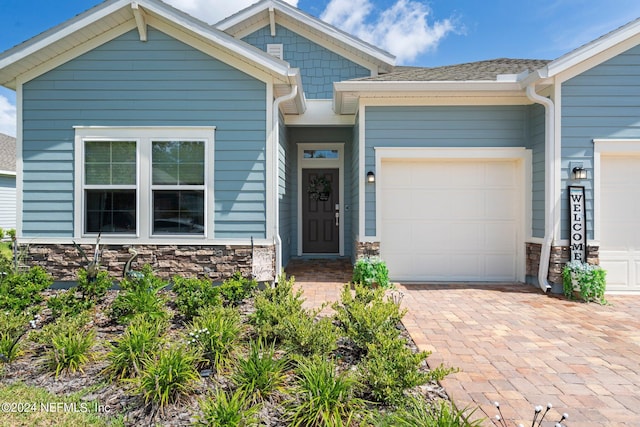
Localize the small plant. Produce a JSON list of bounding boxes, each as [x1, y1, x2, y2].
[[251, 274, 305, 341], [47, 267, 111, 318], [359, 332, 434, 406], [172, 275, 222, 320], [44, 324, 96, 377], [188, 305, 242, 373], [219, 272, 258, 306], [0, 265, 52, 314], [233, 338, 289, 403], [110, 265, 169, 324], [389, 397, 485, 427], [352, 257, 390, 288], [136, 343, 201, 410], [0, 312, 29, 363], [333, 284, 406, 356], [281, 308, 339, 357], [286, 355, 370, 427], [196, 388, 260, 427], [103, 314, 167, 380], [487, 401, 569, 427], [562, 260, 607, 304]]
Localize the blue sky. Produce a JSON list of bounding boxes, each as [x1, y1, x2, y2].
[[1, 0, 640, 136]]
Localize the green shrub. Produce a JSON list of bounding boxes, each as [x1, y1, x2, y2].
[[251, 275, 305, 341], [196, 388, 260, 427], [30, 312, 90, 345], [188, 305, 242, 373], [233, 338, 289, 403], [0, 312, 29, 363], [352, 257, 390, 288], [44, 324, 96, 377], [286, 355, 369, 427], [219, 272, 258, 306], [562, 260, 607, 304], [333, 284, 406, 355], [136, 343, 201, 409], [110, 265, 169, 324], [0, 266, 52, 314], [359, 333, 432, 406], [76, 268, 112, 302], [172, 275, 222, 320], [281, 309, 339, 357], [103, 315, 166, 380]]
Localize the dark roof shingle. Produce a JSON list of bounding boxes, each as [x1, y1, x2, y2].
[[0, 133, 16, 173], [355, 58, 551, 82]]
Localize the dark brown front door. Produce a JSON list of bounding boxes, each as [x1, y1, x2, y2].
[[302, 169, 339, 253]]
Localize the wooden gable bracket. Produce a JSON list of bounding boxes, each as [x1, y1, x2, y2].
[[131, 2, 148, 42], [269, 7, 276, 37]]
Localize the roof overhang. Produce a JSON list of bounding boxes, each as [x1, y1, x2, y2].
[[334, 80, 531, 114], [0, 0, 305, 113], [216, 0, 395, 74]]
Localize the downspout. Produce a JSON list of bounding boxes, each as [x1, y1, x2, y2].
[[272, 84, 298, 282], [526, 80, 554, 292]]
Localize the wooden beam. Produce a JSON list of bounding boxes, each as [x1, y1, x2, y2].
[[269, 7, 276, 37], [131, 2, 147, 42]]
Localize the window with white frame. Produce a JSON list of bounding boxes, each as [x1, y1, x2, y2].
[[76, 127, 214, 239]]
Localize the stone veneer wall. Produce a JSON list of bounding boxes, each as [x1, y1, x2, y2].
[[526, 242, 600, 285], [22, 244, 275, 282], [354, 241, 380, 261]]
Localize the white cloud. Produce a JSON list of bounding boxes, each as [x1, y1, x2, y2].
[[0, 95, 16, 137], [164, 0, 299, 24], [321, 0, 455, 64]]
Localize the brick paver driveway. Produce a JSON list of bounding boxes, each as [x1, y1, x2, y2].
[[288, 260, 640, 426], [399, 284, 640, 426]]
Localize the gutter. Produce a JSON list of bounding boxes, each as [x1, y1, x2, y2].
[[271, 84, 298, 282], [525, 76, 554, 292]]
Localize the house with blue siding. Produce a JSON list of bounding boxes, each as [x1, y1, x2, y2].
[[0, 133, 16, 232], [0, 0, 639, 293]]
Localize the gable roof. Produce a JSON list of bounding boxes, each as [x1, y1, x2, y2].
[[0, 133, 16, 175], [0, 0, 305, 113], [216, 0, 395, 74]]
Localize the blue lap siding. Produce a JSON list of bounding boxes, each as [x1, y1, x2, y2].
[[21, 28, 267, 239]]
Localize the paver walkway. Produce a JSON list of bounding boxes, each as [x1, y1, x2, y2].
[[286, 259, 640, 427]]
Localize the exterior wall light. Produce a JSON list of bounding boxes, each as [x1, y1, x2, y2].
[[367, 171, 375, 183], [572, 166, 587, 180]]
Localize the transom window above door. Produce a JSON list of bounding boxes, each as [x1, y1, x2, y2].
[[74, 127, 215, 240]]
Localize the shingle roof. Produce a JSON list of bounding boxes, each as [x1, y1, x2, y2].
[[355, 58, 551, 82], [0, 133, 16, 173]]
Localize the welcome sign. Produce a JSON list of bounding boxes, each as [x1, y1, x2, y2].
[[568, 186, 586, 262]]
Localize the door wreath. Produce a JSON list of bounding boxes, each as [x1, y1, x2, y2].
[[308, 176, 332, 201]]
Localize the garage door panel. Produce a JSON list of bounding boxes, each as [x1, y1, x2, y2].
[[381, 159, 521, 282], [601, 155, 640, 292]]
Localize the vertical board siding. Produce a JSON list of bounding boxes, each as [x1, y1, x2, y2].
[[22, 28, 267, 238], [530, 104, 546, 239], [278, 111, 292, 265], [561, 44, 640, 240], [242, 25, 370, 99], [351, 113, 360, 251], [0, 175, 16, 230], [364, 105, 531, 237]]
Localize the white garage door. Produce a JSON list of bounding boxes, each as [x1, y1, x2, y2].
[[600, 155, 640, 292], [380, 159, 522, 282]]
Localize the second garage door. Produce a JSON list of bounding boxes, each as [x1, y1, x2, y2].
[[380, 159, 523, 282]]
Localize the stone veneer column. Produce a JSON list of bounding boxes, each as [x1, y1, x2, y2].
[[526, 242, 600, 287]]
